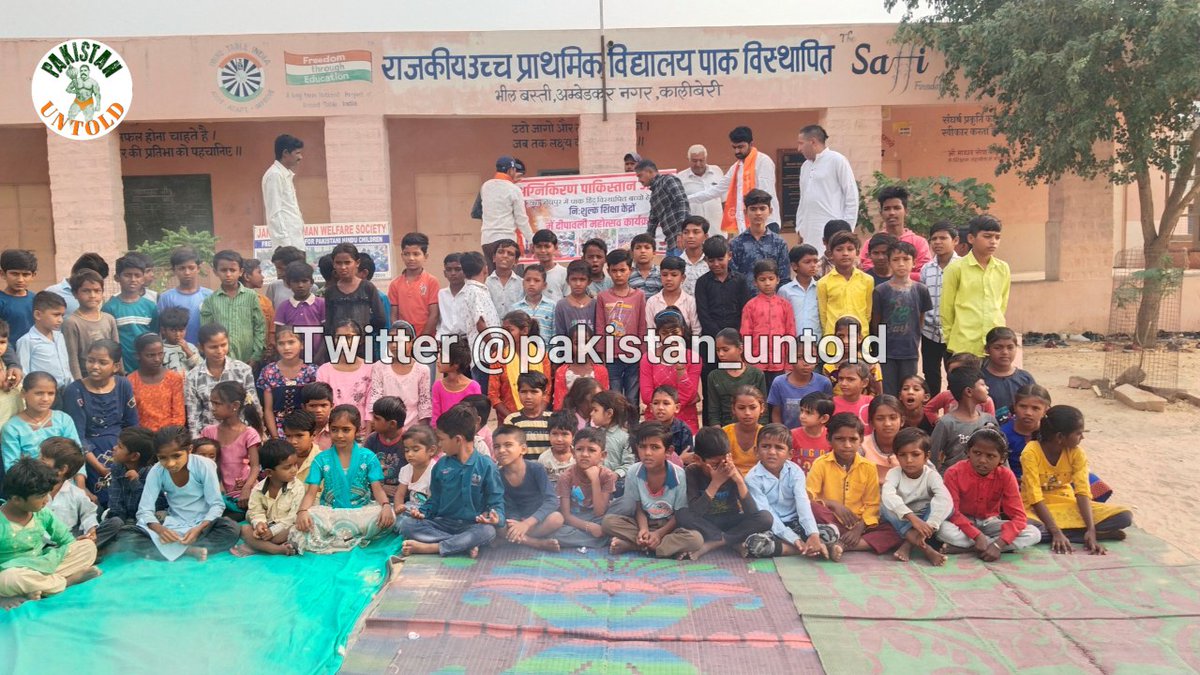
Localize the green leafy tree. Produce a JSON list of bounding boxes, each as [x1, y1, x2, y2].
[[886, 0, 1200, 346], [857, 172, 995, 235], [132, 226, 219, 293]]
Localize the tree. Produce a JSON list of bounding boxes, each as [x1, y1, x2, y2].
[[885, 0, 1200, 346]]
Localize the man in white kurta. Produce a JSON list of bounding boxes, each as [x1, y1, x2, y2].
[[689, 126, 779, 234], [261, 134, 307, 250], [795, 125, 859, 247], [679, 144, 724, 228]]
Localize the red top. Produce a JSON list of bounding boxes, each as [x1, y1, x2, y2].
[[388, 271, 440, 335], [740, 293, 796, 374], [640, 350, 702, 433], [552, 363, 610, 411], [790, 426, 831, 473], [942, 460, 1029, 545]]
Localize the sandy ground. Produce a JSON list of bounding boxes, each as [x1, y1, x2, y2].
[[1021, 347, 1200, 562]]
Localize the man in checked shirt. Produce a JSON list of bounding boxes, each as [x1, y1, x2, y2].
[[636, 159, 691, 257]]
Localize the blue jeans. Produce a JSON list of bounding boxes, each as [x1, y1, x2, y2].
[[606, 360, 639, 411], [398, 515, 496, 556], [882, 505, 931, 537]]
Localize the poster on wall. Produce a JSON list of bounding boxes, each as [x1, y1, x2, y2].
[[519, 172, 673, 259], [253, 222, 392, 283]]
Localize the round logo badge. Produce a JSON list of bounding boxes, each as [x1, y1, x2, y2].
[[217, 52, 265, 102], [31, 39, 133, 140]]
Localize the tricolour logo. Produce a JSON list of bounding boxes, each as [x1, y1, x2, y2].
[[284, 49, 372, 86], [32, 39, 133, 140], [217, 52, 266, 102]]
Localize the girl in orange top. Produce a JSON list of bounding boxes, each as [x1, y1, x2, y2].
[[128, 333, 185, 431]]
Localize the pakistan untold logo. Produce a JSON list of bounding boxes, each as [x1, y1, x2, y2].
[[32, 40, 133, 140]]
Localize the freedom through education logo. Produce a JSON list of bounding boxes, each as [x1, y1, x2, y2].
[[284, 49, 372, 86], [217, 52, 266, 101], [31, 39, 133, 140]]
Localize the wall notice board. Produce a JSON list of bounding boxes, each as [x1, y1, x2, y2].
[[777, 150, 806, 229], [122, 174, 214, 246]]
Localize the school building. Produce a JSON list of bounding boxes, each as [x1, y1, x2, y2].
[[0, 25, 1196, 331]]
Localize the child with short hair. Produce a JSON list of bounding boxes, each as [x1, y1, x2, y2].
[[1021, 406, 1132, 554], [833, 362, 874, 431], [292, 405, 396, 553], [679, 216, 709, 295], [200, 380, 264, 510], [552, 323, 609, 410], [596, 249, 646, 408], [42, 437, 121, 550], [275, 262, 326, 358], [539, 410, 577, 482], [486, 238, 524, 318], [678, 427, 773, 559], [365, 396, 407, 497], [743, 424, 831, 559], [436, 254, 466, 338], [490, 311, 551, 421], [185, 323, 257, 436], [881, 427, 952, 566], [513, 264, 556, 333], [628, 233, 663, 296], [805, 413, 901, 561], [17, 292, 71, 389], [357, 253, 393, 345], [592, 390, 635, 479], [316, 319, 373, 425], [105, 254, 160, 374], [861, 395, 904, 484], [816, 231, 873, 335], [919, 222, 960, 395], [1002, 384, 1051, 477], [300, 382, 334, 451], [695, 237, 752, 363], [872, 241, 933, 397], [706, 328, 767, 427], [581, 238, 612, 297], [0, 457, 99, 607], [63, 270, 119, 381], [790, 393, 834, 473], [2, 372, 84, 491], [159, 307, 202, 373], [740, 259, 796, 392], [132, 425, 241, 561], [0, 250, 38, 349], [259, 325, 319, 438], [63, 339, 139, 500], [941, 215, 1009, 357], [824, 316, 884, 397], [461, 394, 494, 457], [898, 375, 933, 433], [645, 256, 699, 335], [730, 189, 791, 294], [930, 367, 997, 473], [981, 327, 1035, 424], [431, 337, 480, 426], [602, 422, 703, 558], [778, 244, 822, 338], [456, 252, 501, 361], [552, 427, 615, 549], [240, 438, 304, 556], [531, 229, 569, 302], [923, 353, 996, 424], [768, 354, 833, 429], [646, 385, 690, 466], [106, 426, 157, 528], [394, 424, 438, 512], [553, 260, 597, 339], [494, 425, 565, 552], [266, 245, 306, 309], [820, 220, 852, 277], [399, 404, 505, 558], [938, 427, 1041, 559], [503, 371, 553, 460], [640, 309, 702, 432], [158, 246, 213, 346], [389, 232, 441, 336], [240, 258, 276, 360], [865, 233, 897, 286], [723, 386, 766, 474], [282, 409, 320, 483]]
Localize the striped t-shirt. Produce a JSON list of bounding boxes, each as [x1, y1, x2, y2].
[[503, 410, 552, 459]]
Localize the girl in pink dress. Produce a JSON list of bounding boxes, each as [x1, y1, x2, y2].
[[200, 380, 264, 510], [430, 338, 480, 425], [367, 321, 432, 432], [317, 320, 374, 430]]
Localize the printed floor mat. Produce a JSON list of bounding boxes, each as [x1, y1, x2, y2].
[[341, 546, 822, 674], [776, 529, 1200, 674]]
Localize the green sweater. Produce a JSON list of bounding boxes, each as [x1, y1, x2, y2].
[[706, 365, 769, 427], [0, 508, 73, 573]]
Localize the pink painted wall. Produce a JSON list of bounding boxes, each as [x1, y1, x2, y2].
[[0, 127, 49, 184]]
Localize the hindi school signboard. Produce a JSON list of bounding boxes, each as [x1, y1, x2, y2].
[[253, 222, 393, 283], [519, 172, 675, 259]]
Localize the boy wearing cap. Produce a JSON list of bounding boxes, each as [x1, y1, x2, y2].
[[481, 156, 533, 272]]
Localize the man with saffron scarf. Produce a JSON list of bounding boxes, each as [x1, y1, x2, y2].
[[688, 126, 779, 236], [481, 156, 533, 272]]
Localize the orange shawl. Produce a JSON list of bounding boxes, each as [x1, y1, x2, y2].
[[721, 147, 758, 235]]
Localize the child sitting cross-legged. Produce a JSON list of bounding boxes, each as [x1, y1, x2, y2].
[[398, 404, 505, 558], [238, 439, 304, 556], [551, 427, 615, 549], [291, 405, 396, 554], [938, 427, 1042, 560], [538, 410, 577, 483], [394, 424, 438, 513], [0, 458, 100, 609], [41, 437, 122, 552], [602, 422, 703, 559], [805, 413, 902, 561], [743, 424, 832, 559], [494, 425, 565, 552], [105, 426, 157, 530], [880, 428, 952, 566], [676, 427, 774, 560]]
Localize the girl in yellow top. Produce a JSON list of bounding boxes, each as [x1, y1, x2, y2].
[[722, 386, 764, 475], [488, 311, 551, 421], [1020, 405, 1131, 555]]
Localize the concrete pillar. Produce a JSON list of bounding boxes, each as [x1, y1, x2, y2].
[[818, 106, 883, 183], [1045, 157, 1115, 281], [578, 113, 636, 175], [46, 132, 127, 280], [324, 115, 392, 225]]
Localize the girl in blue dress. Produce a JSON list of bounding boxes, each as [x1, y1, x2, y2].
[[63, 340, 138, 503]]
